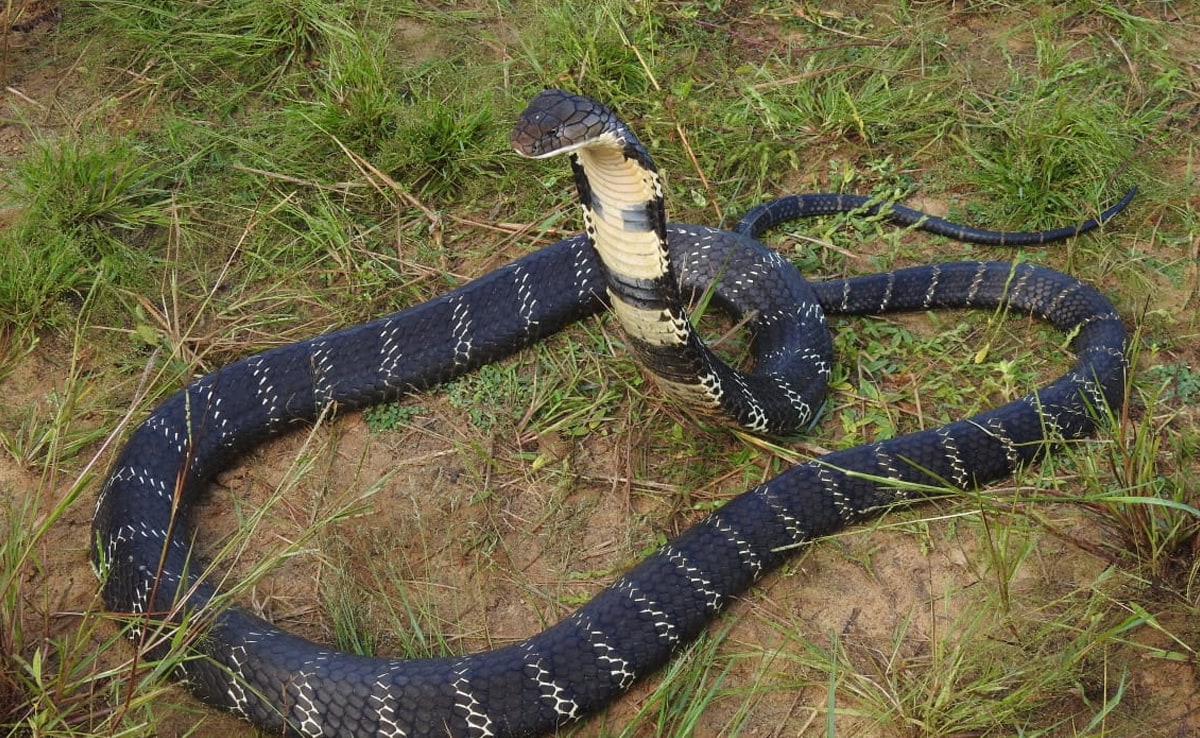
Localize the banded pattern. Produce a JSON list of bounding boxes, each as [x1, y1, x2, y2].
[[92, 90, 1131, 738], [512, 89, 1131, 436], [513, 89, 833, 435], [735, 186, 1138, 244]]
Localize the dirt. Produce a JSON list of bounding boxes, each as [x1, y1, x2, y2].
[[2, 2, 1200, 737]]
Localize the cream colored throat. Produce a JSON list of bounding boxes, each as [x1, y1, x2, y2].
[[576, 147, 668, 281]]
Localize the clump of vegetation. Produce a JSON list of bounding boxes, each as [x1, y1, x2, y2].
[[0, 135, 172, 334]]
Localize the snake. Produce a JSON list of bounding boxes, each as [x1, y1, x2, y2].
[[92, 89, 1131, 737]]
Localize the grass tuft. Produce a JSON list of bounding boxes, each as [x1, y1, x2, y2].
[[383, 99, 499, 199], [0, 134, 172, 332]]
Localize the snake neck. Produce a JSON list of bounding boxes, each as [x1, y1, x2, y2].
[[571, 145, 688, 350], [572, 146, 669, 275]]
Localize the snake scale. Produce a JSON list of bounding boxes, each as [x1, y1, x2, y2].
[[92, 90, 1131, 737]]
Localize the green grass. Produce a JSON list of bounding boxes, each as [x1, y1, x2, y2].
[[0, 0, 1198, 735], [0, 134, 172, 345]]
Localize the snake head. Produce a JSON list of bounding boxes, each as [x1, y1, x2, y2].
[[511, 89, 628, 159]]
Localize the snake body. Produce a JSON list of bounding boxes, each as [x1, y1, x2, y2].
[[92, 90, 1130, 737]]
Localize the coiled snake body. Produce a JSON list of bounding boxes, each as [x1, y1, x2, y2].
[[92, 90, 1130, 737]]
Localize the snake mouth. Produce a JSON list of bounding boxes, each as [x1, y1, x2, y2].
[[510, 129, 620, 160]]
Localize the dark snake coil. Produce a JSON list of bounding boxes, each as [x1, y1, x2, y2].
[[92, 90, 1131, 737]]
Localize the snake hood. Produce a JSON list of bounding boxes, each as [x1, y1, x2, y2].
[[511, 89, 651, 167]]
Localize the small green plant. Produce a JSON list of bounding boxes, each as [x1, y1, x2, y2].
[[1144, 361, 1200, 405], [362, 402, 421, 434], [446, 363, 534, 432]]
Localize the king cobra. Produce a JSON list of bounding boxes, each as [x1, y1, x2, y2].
[[92, 89, 1131, 737]]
